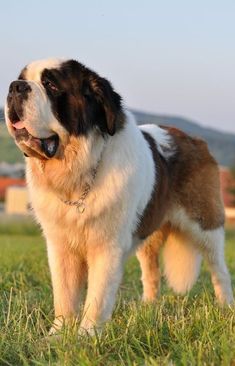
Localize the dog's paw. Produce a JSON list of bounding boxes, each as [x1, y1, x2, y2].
[[48, 317, 64, 336], [78, 326, 95, 337], [214, 285, 234, 306], [78, 319, 101, 337]]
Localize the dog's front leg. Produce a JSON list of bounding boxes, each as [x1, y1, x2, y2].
[[80, 243, 125, 335], [47, 242, 87, 334]]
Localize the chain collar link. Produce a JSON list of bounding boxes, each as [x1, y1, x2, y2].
[[60, 168, 97, 213], [59, 140, 106, 213]]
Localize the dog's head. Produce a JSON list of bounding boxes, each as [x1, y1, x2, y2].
[[5, 58, 123, 159]]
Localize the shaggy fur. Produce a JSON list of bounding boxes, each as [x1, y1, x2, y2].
[[5, 58, 233, 335]]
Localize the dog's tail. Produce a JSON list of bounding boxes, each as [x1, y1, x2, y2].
[[162, 230, 202, 294]]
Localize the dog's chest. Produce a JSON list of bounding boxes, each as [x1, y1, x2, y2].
[[29, 184, 90, 244]]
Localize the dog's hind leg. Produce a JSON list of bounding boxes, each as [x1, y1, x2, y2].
[[163, 228, 202, 294], [136, 230, 165, 302], [163, 218, 233, 304], [200, 226, 233, 305]]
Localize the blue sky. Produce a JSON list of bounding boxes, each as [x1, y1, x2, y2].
[[1, 0, 235, 132]]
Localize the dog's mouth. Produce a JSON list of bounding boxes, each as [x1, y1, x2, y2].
[[14, 126, 59, 158], [9, 108, 59, 158]]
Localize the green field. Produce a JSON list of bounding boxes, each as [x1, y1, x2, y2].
[[0, 123, 23, 163], [0, 222, 235, 365]]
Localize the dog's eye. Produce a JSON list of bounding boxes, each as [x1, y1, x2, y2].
[[42, 80, 58, 92], [83, 91, 92, 100]]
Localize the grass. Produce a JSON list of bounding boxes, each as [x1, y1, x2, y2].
[[0, 123, 23, 163], [0, 223, 234, 366]]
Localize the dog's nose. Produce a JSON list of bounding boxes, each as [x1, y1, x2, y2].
[[9, 81, 31, 96]]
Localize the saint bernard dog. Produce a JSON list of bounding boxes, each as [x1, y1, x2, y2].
[[5, 58, 233, 335]]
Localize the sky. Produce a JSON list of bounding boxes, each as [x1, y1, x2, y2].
[[0, 0, 235, 133]]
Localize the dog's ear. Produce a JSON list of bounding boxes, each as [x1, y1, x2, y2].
[[90, 76, 122, 136]]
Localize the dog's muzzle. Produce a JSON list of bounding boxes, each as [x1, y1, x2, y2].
[[6, 80, 59, 159]]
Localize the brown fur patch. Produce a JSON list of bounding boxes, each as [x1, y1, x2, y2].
[[137, 127, 225, 238], [137, 132, 170, 239], [163, 126, 225, 230]]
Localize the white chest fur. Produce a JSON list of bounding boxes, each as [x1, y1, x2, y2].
[[26, 112, 155, 252]]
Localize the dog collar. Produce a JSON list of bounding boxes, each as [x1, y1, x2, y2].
[[60, 168, 96, 214], [59, 139, 106, 213]]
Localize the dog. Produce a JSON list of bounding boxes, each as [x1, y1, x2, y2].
[[5, 58, 233, 334]]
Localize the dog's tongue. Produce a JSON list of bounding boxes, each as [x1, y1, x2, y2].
[[13, 120, 25, 129]]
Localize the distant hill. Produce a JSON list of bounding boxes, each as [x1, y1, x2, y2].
[[1, 108, 235, 166], [0, 109, 4, 120], [132, 110, 235, 167]]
